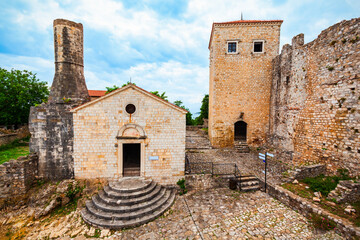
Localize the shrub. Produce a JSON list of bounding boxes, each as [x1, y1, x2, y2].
[[303, 175, 339, 196], [176, 178, 187, 195], [308, 213, 336, 231]]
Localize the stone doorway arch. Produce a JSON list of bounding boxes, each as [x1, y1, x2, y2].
[[117, 124, 147, 177]]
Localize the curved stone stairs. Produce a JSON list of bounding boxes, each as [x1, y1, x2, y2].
[[81, 177, 175, 229]]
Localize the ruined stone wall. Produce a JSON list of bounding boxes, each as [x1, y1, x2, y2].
[[269, 18, 360, 175], [72, 86, 186, 185], [29, 19, 90, 180], [0, 153, 38, 198], [209, 21, 282, 147]]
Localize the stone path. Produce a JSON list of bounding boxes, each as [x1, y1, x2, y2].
[[107, 188, 343, 239], [186, 130, 288, 185], [4, 187, 343, 239]]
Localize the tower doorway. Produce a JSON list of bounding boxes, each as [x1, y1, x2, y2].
[[234, 121, 247, 141], [123, 143, 140, 176]]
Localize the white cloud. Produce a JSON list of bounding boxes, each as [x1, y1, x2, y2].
[[0, 53, 53, 85]]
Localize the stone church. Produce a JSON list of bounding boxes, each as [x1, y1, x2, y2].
[[29, 19, 186, 184]]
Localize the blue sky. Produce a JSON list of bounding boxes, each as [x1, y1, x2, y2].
[[0, 0, 359, 115]]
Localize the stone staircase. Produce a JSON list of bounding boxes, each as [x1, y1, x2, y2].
[[238, 175, 260, 191], [81, 177, 175, 229], [234, 140, 250, 153]]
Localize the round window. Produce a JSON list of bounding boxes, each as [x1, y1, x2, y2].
[[125, 104, 136, 114]]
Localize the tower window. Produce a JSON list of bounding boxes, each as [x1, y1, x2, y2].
[[227, 41, 238, 54], [253, 40, 264, 53]]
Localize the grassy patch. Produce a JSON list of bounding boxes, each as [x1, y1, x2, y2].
[[0, 138, 29, 164], [308, 213, 336, 231]]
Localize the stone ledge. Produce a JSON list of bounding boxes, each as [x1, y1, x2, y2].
[[259, 179, 360, 238]]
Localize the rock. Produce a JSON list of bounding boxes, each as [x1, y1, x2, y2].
[[35, 198, 60, 219], [327, 201, 337, 207], [100, 229, 110, 237], [305, 186, 309, 189], [292, 180, 299, 184], [345, 208, 352, 214], [313, 197, 321, 202], [314, 192, 322, 198]]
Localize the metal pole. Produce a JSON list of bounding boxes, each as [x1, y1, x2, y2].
[[265, 153, 267, 193]]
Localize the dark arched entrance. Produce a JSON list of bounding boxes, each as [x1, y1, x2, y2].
[[234, 121, 247, 141]]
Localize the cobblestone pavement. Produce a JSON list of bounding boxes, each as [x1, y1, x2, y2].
[[6, 187, 343, 239], [105, 188, 342, 239]]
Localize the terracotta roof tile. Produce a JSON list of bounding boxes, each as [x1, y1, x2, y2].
[[88, 90, 106, 97]]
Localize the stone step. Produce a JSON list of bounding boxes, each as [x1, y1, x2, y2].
[[241, 185, 260, 192], [105, 181, 157, 199], [85, 190, 172, 220], [81, 190, 176, 229], [97, 184, 162, 206], [240, 181, 259, 187], [92, 188, 167, 213], [109, 178, 152, 193], [239, 176, 258, 182]]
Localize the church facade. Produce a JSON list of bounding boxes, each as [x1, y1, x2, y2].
[[72, 84, 187, 184]]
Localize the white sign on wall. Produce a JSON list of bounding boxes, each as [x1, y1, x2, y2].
[[149, 156, 159, 161]]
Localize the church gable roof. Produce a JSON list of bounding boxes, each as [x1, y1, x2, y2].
[[71, 84, 188, 114]]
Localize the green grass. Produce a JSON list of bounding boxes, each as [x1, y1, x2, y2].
[[0, 138, 29, 164]]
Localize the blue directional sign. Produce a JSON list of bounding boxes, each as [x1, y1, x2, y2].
[[259, 156, 265, 160], [263, 160, 266, 163], [259, 153, 265, 157]]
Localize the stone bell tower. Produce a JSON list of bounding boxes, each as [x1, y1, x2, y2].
[[29, 19, 90, 180], [49, 19, 89, 103]]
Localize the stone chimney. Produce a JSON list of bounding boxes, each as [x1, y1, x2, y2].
[[49, 19, 90, 103]]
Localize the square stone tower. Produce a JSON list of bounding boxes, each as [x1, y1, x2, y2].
[[208, 20, 282, 148]]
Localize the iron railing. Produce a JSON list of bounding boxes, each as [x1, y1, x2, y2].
[[185, 158, 241, 179]]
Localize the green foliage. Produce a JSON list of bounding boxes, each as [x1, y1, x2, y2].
[[194, 94, 209, 125], [337, 168, 351, 180], [174, 100, 193, 125], [176, 178, 187, 195], [303, 175, 339, 196], [0, 68, 49, 126], [308, 213, 336, 231], [0, 138, 29, 164], [66, 182, 83, 202], [62, 97, 71, 103], [122, 81, 136, 87], [150, 91, 168, 101], [105, 85, 120, 94]]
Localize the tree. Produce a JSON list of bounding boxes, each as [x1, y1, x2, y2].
[[105, 85, 119, 94], [0, 68, 49, 126], [195, 94, 209, 125], [150, 91, 168, 101], [174, 100, 193, 125]]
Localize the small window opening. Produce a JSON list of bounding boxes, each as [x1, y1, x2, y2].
[[228, 42, 237, 53], [126, 104, 136, 114], [254, 41, 263, 53]]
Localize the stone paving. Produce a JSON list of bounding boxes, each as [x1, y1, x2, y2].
[[3, 186, 343, 239], [186, 129, 288, 185], [105, 188, 343, 239]]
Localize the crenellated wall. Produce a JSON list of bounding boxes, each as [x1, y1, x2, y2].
[[269, 18, 360, 175]]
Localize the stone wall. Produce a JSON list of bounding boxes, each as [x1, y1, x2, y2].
[[29, 19, 90, 180], [258, 180, 360, 239], [269, 18, 360, 175], [0, 125, 30, 146], [0, 153, 38, 198], [29, 103, 75, 180], [72, 85, 187, 185], [209, 20, 282, 148]]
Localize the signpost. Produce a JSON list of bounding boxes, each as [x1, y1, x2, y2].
[[259, 152, 274, 193]]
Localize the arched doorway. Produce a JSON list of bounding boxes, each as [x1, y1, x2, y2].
[[234, 121, 247, 141]]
